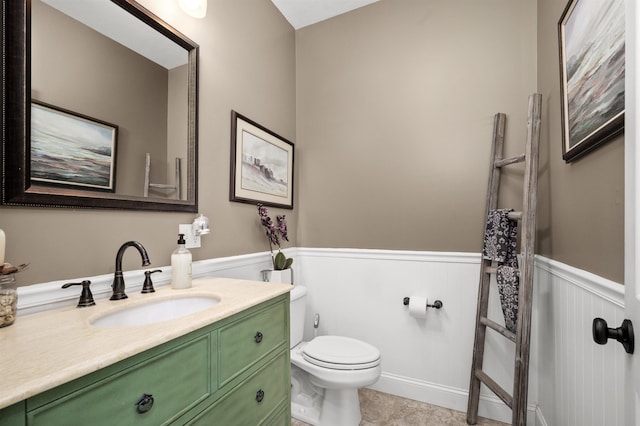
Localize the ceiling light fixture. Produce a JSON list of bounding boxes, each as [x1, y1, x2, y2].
[[178, 0, 207, 18]]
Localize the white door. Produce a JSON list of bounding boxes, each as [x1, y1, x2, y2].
[[625, 0, 640, 424]]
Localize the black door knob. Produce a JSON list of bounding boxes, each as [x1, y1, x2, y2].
[[592, 318, 634, 354]]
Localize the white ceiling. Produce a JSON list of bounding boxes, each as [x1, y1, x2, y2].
[[41, 0, 380, 66], [41, 0, 188, 69], [270, 0, 381, 29]]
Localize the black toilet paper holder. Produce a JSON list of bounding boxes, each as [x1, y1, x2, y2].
[[403, 297, 443, 309]]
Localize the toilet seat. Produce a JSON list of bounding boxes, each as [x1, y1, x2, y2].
[[302, 336, 381, 370]]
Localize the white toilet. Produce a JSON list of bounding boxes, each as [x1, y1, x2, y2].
[[290, 285, 381, 426]]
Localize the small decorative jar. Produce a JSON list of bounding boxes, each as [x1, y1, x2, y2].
[[0, 274, 17, 327]]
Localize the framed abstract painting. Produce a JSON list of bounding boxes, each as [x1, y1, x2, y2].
[[558, 0, 624, 162], [30, 101, 118, 192]]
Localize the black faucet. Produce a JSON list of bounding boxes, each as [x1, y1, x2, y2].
[[111, 241, 151, 300]]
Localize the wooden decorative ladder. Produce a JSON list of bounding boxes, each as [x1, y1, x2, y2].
[[466, 93, 542, 426], [143, 153, 182, 199]]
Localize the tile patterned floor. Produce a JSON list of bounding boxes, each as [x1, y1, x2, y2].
[[291, 388, 508, 426]]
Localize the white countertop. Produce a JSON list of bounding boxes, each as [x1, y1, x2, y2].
[[0, 277, 292, 409]]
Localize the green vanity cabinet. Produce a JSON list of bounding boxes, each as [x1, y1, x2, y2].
[[188, 351, 290, 425], [0, 293, 290, 426], [0, 402, 25, 426]]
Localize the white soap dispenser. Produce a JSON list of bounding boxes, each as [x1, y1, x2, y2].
[[171, 233, 192, 289]]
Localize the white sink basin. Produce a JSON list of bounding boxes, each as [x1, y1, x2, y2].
[[90, 296, 221, 328]]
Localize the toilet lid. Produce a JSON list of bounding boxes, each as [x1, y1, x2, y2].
[[302, 336, 381, 370]]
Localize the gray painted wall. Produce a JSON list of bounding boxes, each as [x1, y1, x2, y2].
[[295, 0, 623, 283], [536, 0, 624, 283], [1, 0, 624, 286], [295, 1, 539, 256]]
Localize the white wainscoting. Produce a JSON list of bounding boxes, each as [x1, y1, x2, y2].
[[294, 248, 534, 424], [294, 248, 625, 426], [15, 248, 625, 425], [535, 256, 625, 426]]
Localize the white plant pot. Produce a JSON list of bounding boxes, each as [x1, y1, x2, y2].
[[261, 268, 293, 284]]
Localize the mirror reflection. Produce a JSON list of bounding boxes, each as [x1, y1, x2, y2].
[[33, 0, 188, 200], [1, 0, 198, 212]]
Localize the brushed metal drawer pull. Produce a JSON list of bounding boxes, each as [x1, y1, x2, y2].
[[135, 393, 154, 414], [255, 389, 265, 403], [254, 331, 263, 343]]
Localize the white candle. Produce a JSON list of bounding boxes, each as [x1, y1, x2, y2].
[[0, 229, 5, 265]]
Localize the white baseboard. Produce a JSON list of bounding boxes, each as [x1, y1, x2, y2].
[[369, 372, 537, 425]]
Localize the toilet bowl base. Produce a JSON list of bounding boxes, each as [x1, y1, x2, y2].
[[291, 388, 362, 426], [290, 341, 379, 426], [319, 387, 362, 426], [291, 365, 323, 425], [292, 401, 322, 425]]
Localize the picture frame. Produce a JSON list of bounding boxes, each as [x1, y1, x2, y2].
[[558, 0, 625, 162], [230, 111, 294, 209], [30, 101, 118, 192]]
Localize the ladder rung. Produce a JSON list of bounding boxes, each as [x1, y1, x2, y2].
[[495, 154, 526, 168], [483, 265, 520, 275], [485, 266, 497, 274], [508, 211, 523, 220], [474, 369, 513, 408], [484, 211, 524, 224], [480, 316, 516, 342]]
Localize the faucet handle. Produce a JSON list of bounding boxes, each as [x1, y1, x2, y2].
[[62, 280, 96, 308], [142, 270, 162, 294]]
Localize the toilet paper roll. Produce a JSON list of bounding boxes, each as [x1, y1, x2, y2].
[[408, 296, 429, 319]]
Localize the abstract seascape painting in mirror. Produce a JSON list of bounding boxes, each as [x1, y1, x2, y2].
[[31, 101, 118, 193]]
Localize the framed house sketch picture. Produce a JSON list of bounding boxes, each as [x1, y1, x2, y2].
[[229, 111, 294, 209]]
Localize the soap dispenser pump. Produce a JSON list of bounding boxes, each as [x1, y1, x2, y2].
[[171, 234, 192, 289]]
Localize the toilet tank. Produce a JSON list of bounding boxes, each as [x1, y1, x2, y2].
[[290, 285, 307, 348]]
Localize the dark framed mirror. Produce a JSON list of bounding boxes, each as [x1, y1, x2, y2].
[[2, 0, 198, 212]]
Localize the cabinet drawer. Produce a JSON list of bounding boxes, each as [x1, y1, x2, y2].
[[263, 404, 291, 426], [219, 300, 287, 385], [27, 334, 213, 426], [189, 351, 289, 426]]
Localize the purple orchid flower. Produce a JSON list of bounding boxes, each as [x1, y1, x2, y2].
[[257, 204, 292, 270], [277, 215, 289, 242]]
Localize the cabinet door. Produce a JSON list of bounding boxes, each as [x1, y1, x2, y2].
[[0, 401, 26, 426], [219, 301, 287, 386], [189, 352, 289, 426], [27, 334, 213, 426]]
